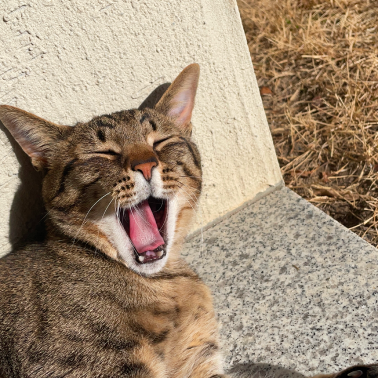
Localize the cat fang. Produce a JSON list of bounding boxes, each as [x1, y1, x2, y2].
[[119, 196, 168, 264]]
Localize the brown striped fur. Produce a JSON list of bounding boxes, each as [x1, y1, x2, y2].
[[0, 64, 375, 378]]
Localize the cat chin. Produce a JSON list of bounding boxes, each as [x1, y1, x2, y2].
[[126, 253, 169, 276]]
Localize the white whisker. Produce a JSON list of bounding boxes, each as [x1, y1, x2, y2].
[[72, 191, 111, 245], [96, 197, 114, 240], [176, 181, 204, 258]]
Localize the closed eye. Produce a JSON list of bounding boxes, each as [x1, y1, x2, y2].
[[93, 150, 120, 156], [153, 136, 173, 149]]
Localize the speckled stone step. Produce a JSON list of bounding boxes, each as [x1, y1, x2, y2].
[[183, 187, 378, 376]]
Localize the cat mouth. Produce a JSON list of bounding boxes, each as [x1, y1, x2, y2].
[[120, 197, 167, 264]]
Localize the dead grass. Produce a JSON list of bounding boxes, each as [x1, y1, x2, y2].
[[238, 0, 378, 246]]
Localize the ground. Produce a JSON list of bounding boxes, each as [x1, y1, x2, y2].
[[237, 0, 378, 246]]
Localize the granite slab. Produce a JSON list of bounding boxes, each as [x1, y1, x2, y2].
[[182, 187, 378, 376]]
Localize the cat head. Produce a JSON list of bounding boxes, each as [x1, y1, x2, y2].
[[0, 64, 202, 276]]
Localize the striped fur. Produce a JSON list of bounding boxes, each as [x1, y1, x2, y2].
[[0, 64, 375, 378], [0, 64, 226, 377]]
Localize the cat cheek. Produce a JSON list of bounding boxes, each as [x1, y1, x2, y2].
[[133, 173, 152, 202], [150, 169, 165, 199]]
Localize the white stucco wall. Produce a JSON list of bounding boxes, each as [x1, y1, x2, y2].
[[0, 0, 282, 255]]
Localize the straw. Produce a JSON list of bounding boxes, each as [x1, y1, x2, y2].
[[238, 0, 378, 246]]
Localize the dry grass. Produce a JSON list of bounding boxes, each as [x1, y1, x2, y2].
[[238, 0, 378, 246]]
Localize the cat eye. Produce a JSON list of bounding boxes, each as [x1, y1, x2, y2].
[[153, 136, 172, 149], [92, 150, 120, 156]]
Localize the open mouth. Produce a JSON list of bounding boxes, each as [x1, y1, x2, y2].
[[120, 197, 167, 264]]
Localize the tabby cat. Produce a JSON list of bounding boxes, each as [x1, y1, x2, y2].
[[0, 64, 375, 378]]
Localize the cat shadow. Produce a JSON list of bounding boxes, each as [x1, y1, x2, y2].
[[228, 362, 306, 378], [138, 83, 171, 109], [0, 121, 46, 253]]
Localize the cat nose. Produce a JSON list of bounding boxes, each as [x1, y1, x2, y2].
[[131, 158, 158, 181]]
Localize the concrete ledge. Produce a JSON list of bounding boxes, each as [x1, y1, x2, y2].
[[183, 187, 378, 376], [187, 181, 284, 240]]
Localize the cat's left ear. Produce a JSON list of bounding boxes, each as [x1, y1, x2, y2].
[[155, 63, 200, 134], [0, 105, 70, 171]]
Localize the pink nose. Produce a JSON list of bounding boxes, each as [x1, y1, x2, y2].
[[133, 161, 157, 181]]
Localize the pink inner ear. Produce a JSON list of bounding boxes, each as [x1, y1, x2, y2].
[[16, 134, 48, 169], [155, 64, 200, 129], [0, 105, 66, 170], [19, 137, 38, 157], [167, 87, 195, 127], [14, 131, 45, 162]]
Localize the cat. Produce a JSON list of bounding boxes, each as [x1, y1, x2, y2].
[[0, 64, 375, 378]]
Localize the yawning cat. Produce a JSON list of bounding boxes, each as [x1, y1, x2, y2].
[[0, 64, 375, 378]]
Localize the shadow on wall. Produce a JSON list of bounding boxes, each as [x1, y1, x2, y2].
[[138, 83, 170, 109], [0, 82, 171, 252], [0, 121, 45, 252]]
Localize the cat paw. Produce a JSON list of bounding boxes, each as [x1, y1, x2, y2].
[[334, 364, 378, 378]]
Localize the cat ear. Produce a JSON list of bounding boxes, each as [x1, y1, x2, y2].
[[0, 105, 69, 170], [155, 63, 200, 133]]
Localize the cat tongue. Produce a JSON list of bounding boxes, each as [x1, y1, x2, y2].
[[128, 200, 164, 254]]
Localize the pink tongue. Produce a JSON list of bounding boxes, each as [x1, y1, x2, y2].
[[128, 200, 164, 254]]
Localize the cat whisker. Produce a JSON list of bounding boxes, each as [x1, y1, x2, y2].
[[179, 189, 198, 214], [125, 206, 147, 265], [177, 174, 215, 185], [129, 206, 145, 232], [38, 209, 53, 224], [72, 191, 111, 245], [101, 197, 115, 221], [174, 183, 199, 216], [175, 179, 200, 194], [131, 203, 156, 230], [96, 197, 115, 240], [178, 175, 203, 180], [172, 186, 203, 256], [115, 200, 122, 225], [157, 200, 170, 234], [176, 180, 200, 205], [114, 201, 126, 241], [175, 181, 204, 257]]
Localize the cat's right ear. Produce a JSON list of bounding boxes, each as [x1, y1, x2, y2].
[[155, 63, 200, 134], [0, 105, 70, 171]]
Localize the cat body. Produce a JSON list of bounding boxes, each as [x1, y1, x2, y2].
[[0, 241, 221, 377], [0, 64, 226, 377], [0, 64, 375, 378]]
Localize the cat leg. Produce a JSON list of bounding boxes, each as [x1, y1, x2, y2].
[[182, 349, 229, 378], [188, 363, 229, 378]]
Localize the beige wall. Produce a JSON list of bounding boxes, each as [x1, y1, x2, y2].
[[0, 0, 282, 255]]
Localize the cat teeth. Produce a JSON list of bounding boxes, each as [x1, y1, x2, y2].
[[137, 249, 164, 263]]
